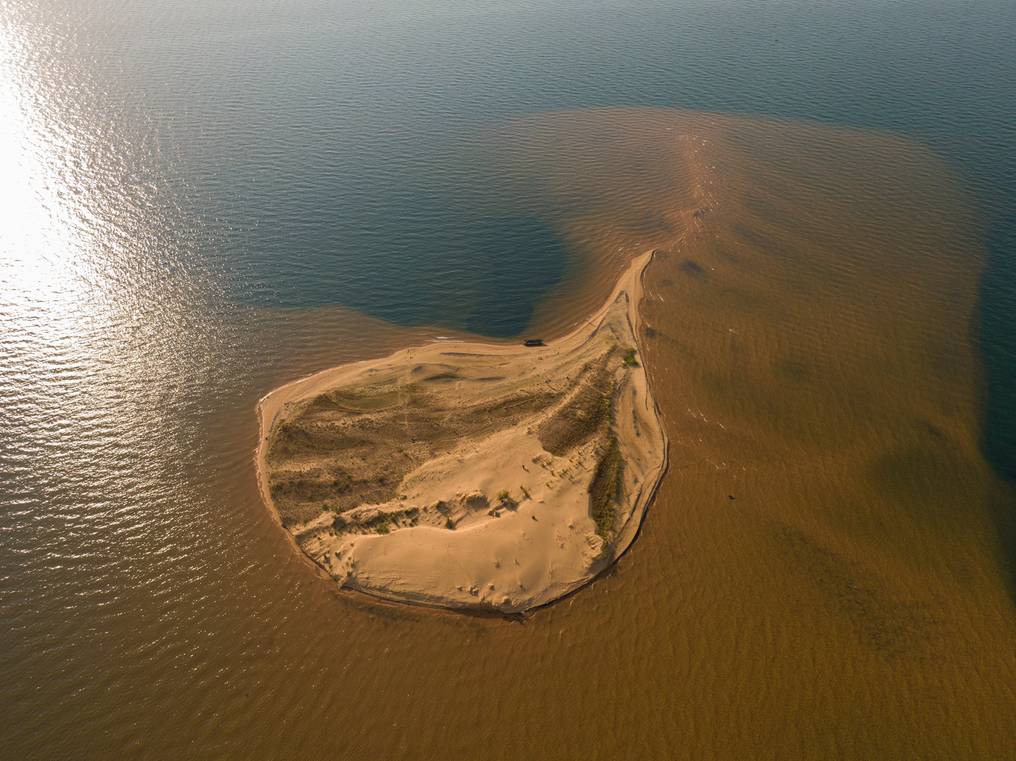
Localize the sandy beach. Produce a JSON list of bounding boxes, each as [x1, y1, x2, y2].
[[256, 250, 667, 612]]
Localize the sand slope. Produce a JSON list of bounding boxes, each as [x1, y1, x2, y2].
[[256, 251, 666, 612]]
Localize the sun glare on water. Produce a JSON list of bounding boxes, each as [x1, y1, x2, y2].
[[0, 20, 102, 317]]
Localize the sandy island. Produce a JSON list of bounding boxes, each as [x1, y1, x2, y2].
[[256, 250, 667, 612]]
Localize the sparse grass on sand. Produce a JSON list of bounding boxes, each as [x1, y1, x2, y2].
[[588, 435, 623, 539]]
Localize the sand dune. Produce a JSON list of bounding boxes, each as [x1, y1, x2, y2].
[[256, 250, 666, 612]]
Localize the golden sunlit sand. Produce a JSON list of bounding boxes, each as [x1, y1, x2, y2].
[[257, 251, 666, 611]]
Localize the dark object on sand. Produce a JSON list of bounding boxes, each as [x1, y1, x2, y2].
[[523, 339, 546, 347]]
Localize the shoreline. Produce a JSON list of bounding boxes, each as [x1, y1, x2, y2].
[[255, 249, 668, 614]]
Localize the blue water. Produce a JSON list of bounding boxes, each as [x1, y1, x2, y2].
[[104, 6, 1015, 293]]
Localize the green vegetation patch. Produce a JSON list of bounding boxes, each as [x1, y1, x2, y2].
[[310, 386, 405, 414], [358, 506, 420, 535], [269, 462, 400, 516], [538, 360, 615, 456], [267, 374, 563, 531], [588, 435, 623, 540], [267, 419, 375, 463]]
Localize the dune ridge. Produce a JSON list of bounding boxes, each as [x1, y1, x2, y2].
[[256, 250, 667, 612]]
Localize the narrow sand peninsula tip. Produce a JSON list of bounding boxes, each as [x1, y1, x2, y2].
[[256, 251, 667, 612]]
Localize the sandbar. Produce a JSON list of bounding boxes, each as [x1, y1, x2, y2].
[[255, 250, 667, 612]]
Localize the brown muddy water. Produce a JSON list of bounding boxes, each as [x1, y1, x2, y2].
[[4, 108, 1015, 759]]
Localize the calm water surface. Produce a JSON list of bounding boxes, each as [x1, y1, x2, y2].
[[1, 1, 1015, 758]]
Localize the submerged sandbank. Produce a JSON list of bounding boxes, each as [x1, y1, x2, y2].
[[256, 250, 666, 612]]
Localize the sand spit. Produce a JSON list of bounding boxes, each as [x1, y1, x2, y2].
[[256, 251, 666, 612]]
